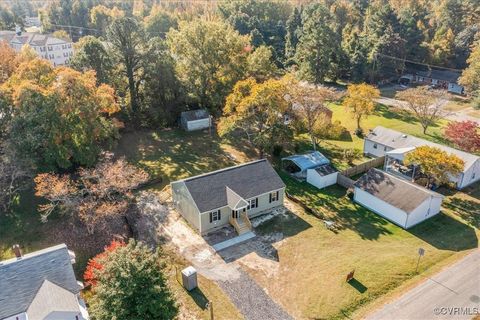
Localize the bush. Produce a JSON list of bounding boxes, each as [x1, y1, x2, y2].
[[272, 144, 284, 157], [354, 127, 364, 137]]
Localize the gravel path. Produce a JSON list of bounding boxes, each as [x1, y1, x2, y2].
[[218, 268, 293, 320]]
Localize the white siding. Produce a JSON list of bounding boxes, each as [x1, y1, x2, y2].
[[306, 169, 338, 189], [459, 159, 480, 189], [186, 118, 210, 131], [363, 139, 393, 157], [354, 187, 408, 228], [405, 196, 442, 228]]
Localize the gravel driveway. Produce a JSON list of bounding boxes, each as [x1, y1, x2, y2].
[[218, 268, 293, 320]]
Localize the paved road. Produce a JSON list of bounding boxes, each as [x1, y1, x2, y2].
[[367, 250, 480, 320]]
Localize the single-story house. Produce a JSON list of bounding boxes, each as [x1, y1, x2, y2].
[[364, 126, 480, 189], [354, 168, 444, 229], [0, 244, 89, 320], [399, 69, 464, 94], [180, 109, 211, 131], [171, 159, 285, 235]]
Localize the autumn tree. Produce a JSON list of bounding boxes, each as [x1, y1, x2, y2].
[[2, 59, 119, 170], [85, 239, 177, 320], [459, 41, 480, 97], [34, 155, 149, 233], [404, 146, 464, 187], [289, 83, 340, 150], [246, 45, 280, 82], [218, 77, 292, 157], [90, 5, 124, 35], [395, 87, 446, 134], [167, 19, 249, 113], [0, 41, 18, 84], [344, 83, 380, 133], [444, 120, 480, 152]]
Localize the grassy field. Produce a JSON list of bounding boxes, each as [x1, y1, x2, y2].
[[249, 175, 479, 319]]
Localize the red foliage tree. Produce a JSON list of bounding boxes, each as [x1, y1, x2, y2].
[[444, 120, 480, 152], [84, 240, 126, 288]]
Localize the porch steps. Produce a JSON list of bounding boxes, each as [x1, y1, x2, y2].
[[212, 231, 256, 252]]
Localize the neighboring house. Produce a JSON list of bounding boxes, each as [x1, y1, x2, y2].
[[364, 126, 480, 189], [399, 69, 464, 94], [180, 109, 211, 132], [0, 30, 74, 66], [282, 151, 338, 189], [171, 159, 285, 235], [354, 168, 444, 229], [0, 244, 89, 320]]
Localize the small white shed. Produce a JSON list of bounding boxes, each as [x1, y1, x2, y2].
[[354, 168, 444, 229], [180, 109, 211, 132], [306, 164, 338, 189]]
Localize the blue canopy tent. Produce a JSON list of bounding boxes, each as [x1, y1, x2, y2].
[[282, 151, 330, 179]]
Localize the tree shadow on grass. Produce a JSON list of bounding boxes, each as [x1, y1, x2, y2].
[[348, 278, 368, 293], [409, 213, 478, 251], [187, 287, 209, 310], [375, 105, 419, 124], [442, 198, 480, 229]]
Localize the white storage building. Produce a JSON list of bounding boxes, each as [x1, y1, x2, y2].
[[354, 168, 444, 229], [180, 109, 211, 132]]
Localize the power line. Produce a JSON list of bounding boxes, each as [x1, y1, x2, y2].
[[376, 53, 463, 72]]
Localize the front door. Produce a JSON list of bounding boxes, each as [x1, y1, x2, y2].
[[232, 210, 239, 219]]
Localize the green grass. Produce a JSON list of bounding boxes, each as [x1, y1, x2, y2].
[[248, 175, 479, 319]]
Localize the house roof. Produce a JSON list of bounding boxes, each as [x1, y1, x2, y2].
[[181, 109, 210, 122], [282, 151, 330, 172], [354, 168, 443, 214], [179, 159, 285, 213], [366, 126, 479, 171], [0, 244, 80, 319], [26, 280, 81, 320], [0, 31, 71, 48]]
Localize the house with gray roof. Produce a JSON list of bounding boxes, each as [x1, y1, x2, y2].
[[171, 159, 285, 235], [0, 244, 88, 320], [364, 126, 480, 189], [354, 168, 444, 229]]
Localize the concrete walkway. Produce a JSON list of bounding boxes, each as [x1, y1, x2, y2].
[[212, 231, 256, 252], [367, 250, 480, 320]]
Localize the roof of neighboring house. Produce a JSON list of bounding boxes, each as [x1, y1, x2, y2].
[[354, 168, 443, 214], [0, 30, 71, 47], [366, 126, 479, 171], [282, 151, 330, 172], [26, 280, 81, 320], [181, 109, 210, 122], [0, 244, 81, 319], [415, 69, 461, 83], [313, 164, 338, 176], [177, 159, 285, 213]]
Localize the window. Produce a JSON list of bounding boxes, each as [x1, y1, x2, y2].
[[247, 198, 258, 210], [68, 43, 72, 48], [48, 46, 52, 51], [373, 143, 377, 149], [209, 210, 221, 223], [472, 173, 476, 180], [269, 191, 279, 203], [384, 146, 387, 151]]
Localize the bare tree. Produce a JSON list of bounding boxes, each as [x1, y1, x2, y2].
[[289, 83, 341, 150], [395, 87, 446, 134]]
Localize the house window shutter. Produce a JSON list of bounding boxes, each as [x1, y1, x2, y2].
[[269, 193, 272, 203], [209, 212, 212, 223], [255, 198, 258, 207], [276, 191, 279, 201], [218, 210, 221, 220]]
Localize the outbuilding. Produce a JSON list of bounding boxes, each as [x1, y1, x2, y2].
[[180, 109, 211, 132], [306, 164, 338, 189], [353, 168, 444, 229], [282, 151, 330, 179]]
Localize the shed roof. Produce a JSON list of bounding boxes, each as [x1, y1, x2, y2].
[[366, 126, 479, 171], [354, 168, 443, 214], [181, 109, 210, 122], [178, 160, 285, 213], [314, 164, 338, 176], [282, 151, 330, 171], [0, 244, 80, 319]]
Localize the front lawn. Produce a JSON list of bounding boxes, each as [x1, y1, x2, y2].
[[246, 175, 479, 319]]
